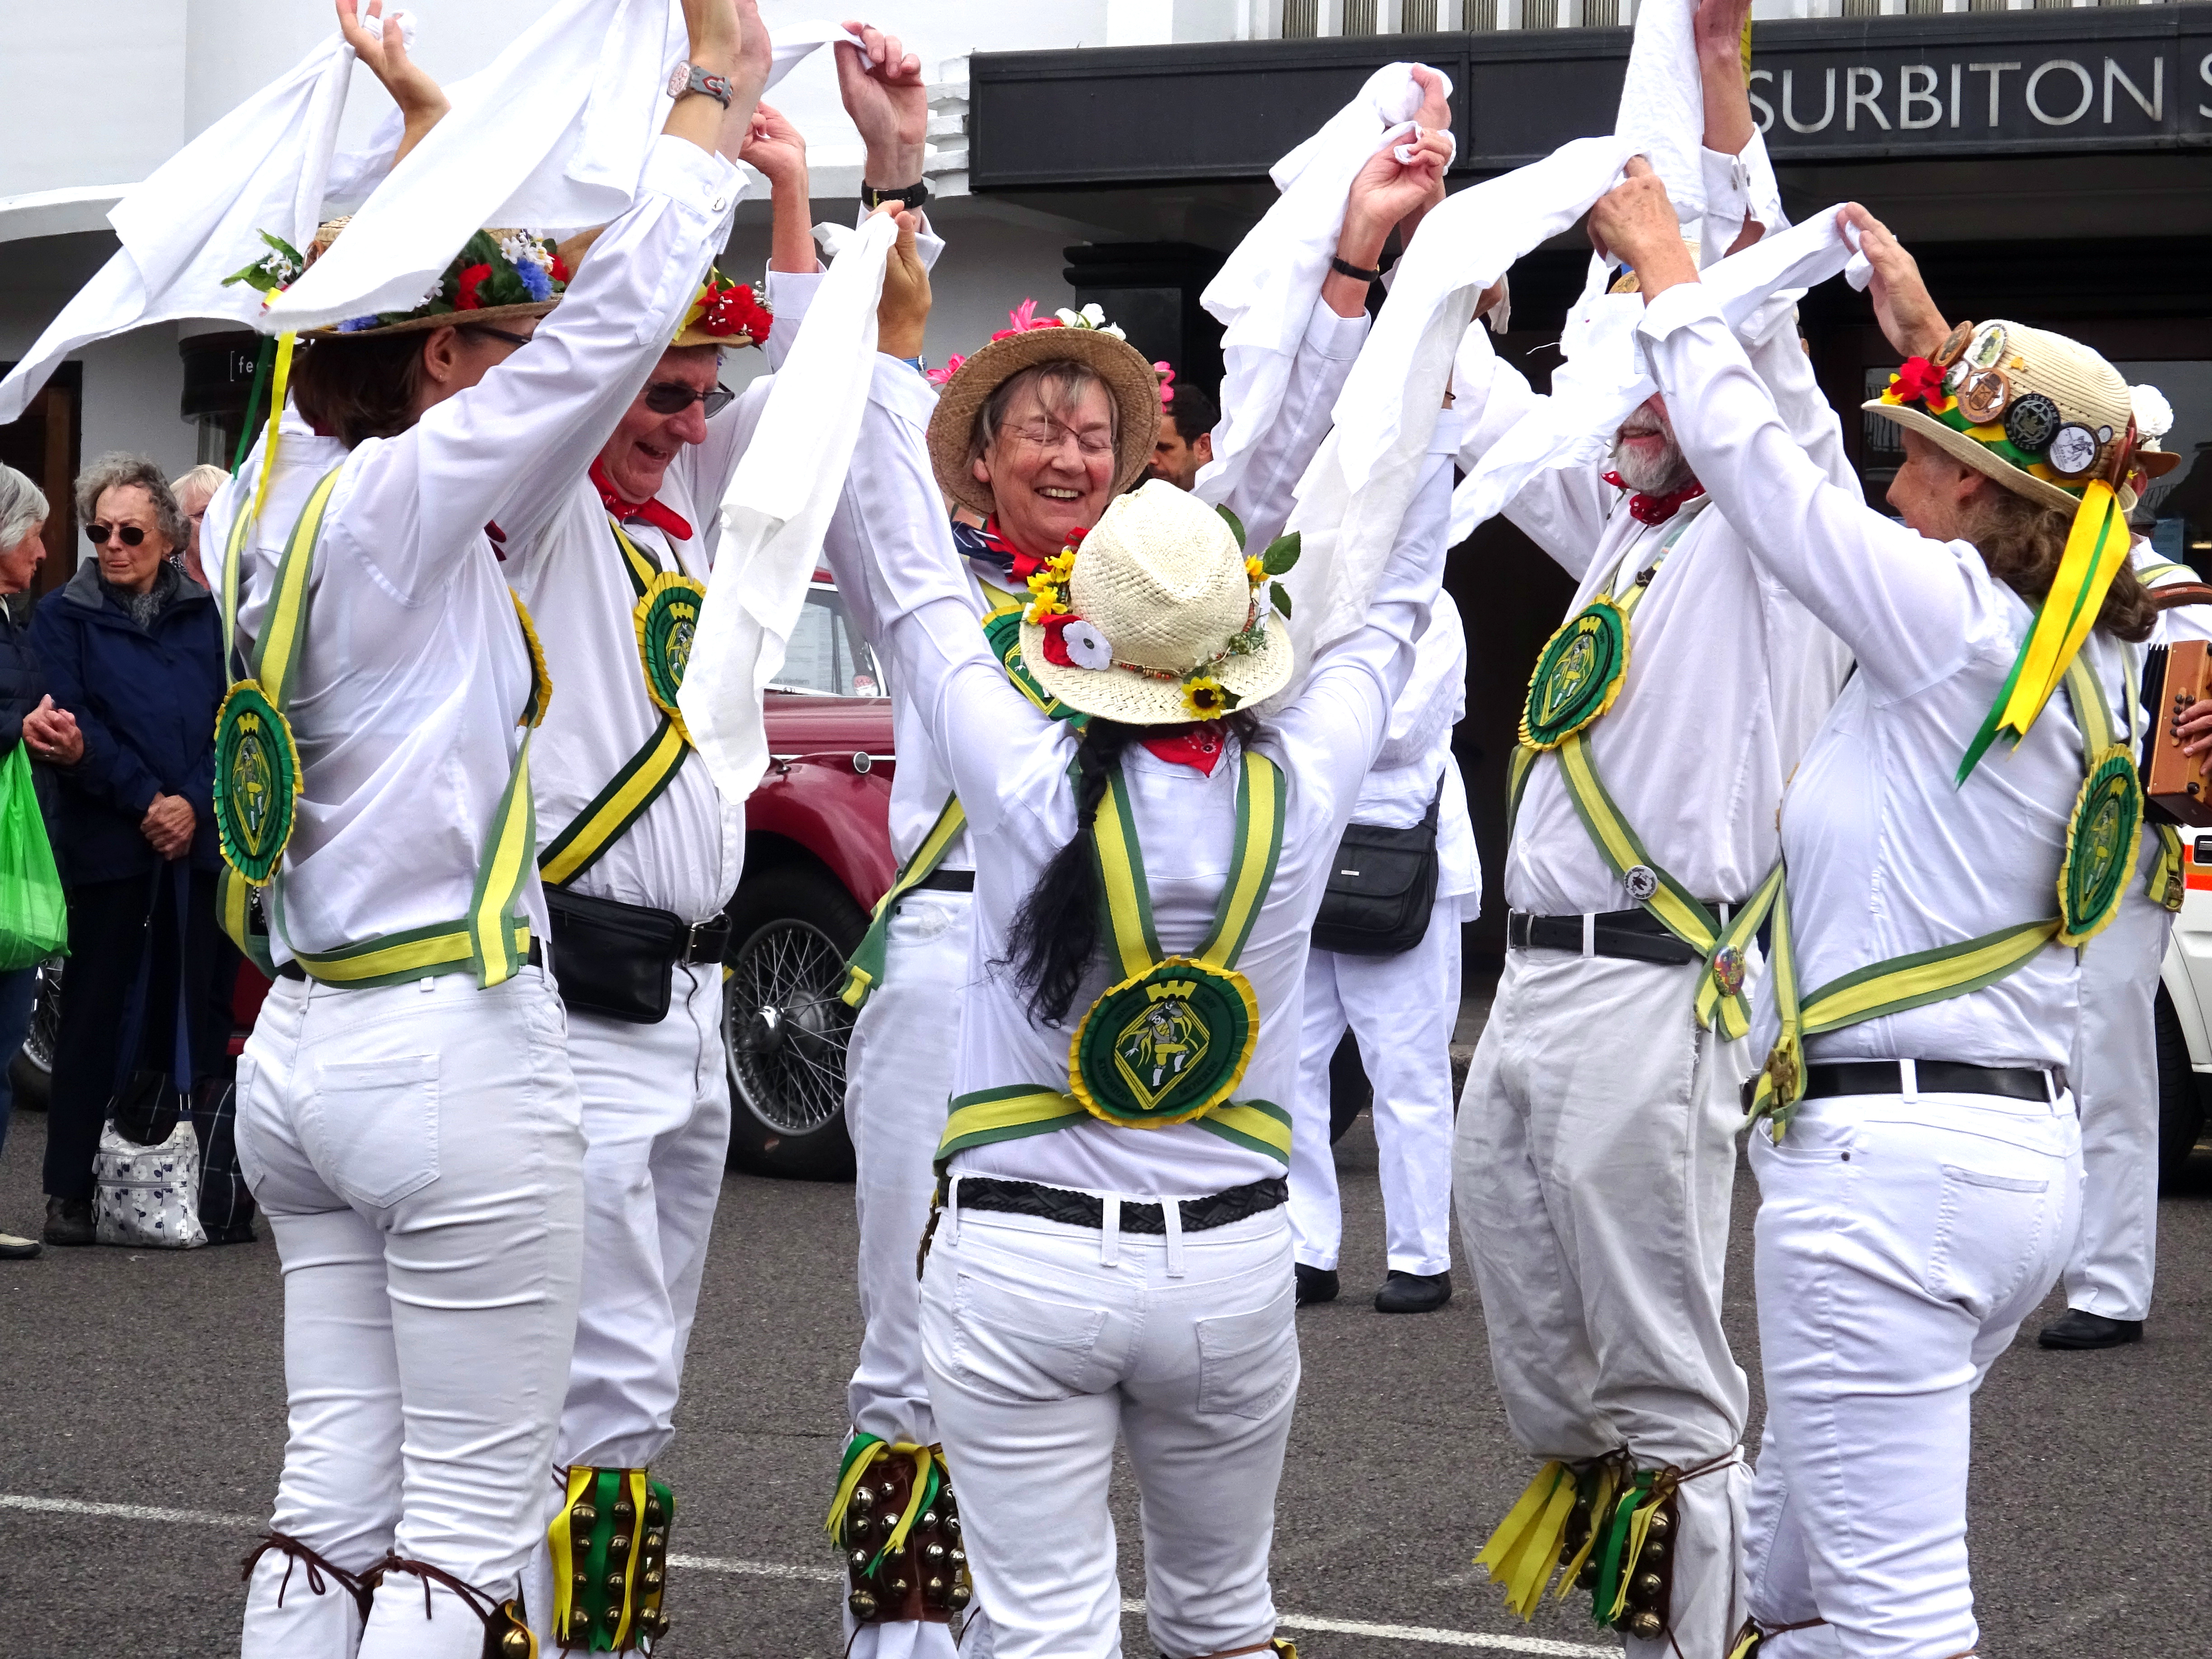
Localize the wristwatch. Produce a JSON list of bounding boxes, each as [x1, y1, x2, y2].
[[667, 63, 734, 109], [862, 180, 931, 213]]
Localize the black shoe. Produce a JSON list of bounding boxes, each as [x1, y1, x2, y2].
[[208, 1217, 258, 1246], [0, 1231, 40, 1260], [1294, 1263, 1339, 1306], [2037, 1309, 2143, 1350], [42, 1196, 95, 1247], [1375, 1270, 1452, 1313]]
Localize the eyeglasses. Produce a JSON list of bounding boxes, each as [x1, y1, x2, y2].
[[642, 381, 736, 418], [466, 326, 538, 351], [1006, 419, 1115, 458], [86, 524, 146, 547]]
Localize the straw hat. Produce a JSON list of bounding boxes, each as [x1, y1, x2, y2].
[[1017, 480, 1295, 726], [224, 220, 575, 337], [557, 229, 771, 350], [925, 301, 1164, 519], [1864, 319, 2179, 515]]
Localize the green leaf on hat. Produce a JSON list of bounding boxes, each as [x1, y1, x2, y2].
[[1271, 581, 1293, 618], [1261, 532, 1301, 575], [1215, 505, 1247, 550]]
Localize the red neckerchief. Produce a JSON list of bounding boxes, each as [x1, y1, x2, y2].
[[590, 457, 694, 542], [1140, 725, 1227, 777], [976, 515, 1055, 584], [1603, 470, 1706, 526]]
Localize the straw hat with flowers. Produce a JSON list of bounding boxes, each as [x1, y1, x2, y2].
[[925, 301, 1167, 518], [1017, 480, 1298, 726]]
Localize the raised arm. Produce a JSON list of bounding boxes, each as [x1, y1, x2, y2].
[[337, 0, 449, 168]]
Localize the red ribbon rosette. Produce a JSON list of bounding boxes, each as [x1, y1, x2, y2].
[[1889, 356, 1946, 408]]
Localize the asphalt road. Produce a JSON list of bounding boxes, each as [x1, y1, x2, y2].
[[1, 1097, 2207, 1659]]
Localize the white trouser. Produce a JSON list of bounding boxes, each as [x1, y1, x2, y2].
[[235, 968, 586, 1659], [521, 963, 730, 1650], [842, 890, 977, 1659], [2064, 883, 2172, 1322], [1289, 892, 1460, 1276], [1744, 1085, 2081, 1659], [1454, 947, 1752, 1659], [920, 1200, 1298, 1659]]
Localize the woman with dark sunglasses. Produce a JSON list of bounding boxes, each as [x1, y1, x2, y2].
[[27, 452, 225, 1248]]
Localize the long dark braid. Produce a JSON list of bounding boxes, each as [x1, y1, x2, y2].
[[1003, 712, 1261, 1026]]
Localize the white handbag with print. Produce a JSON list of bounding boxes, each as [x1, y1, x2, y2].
[[93, 1116, 208, 1249]]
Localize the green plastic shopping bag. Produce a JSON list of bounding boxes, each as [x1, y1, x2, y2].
[[0, 743, 66, 969]]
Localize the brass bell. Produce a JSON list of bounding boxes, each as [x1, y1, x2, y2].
[[948, 1583, 972, 1609], [501, 1627, 532, 1658], [880, 1483, 901, 1504], [946, 1514, 961, 1535], [607, 1572, 627, 1594], [1556, 1538, 1579, 1567], [850, 1550, 871, 1570], [891, 1578, 910, 1595], [572, 1571, 591, 1594], [927, 1577, 946, 1596], [1628, 1611, 1664, 1641], [1645, 1509, 1672, 1538], [1634, 1573, 1663, 1602], [879, 1512, 901, 1534], [848, 1589, 878, 1620], [637, 1609, 668, 1638], [613, 1496, 637, 1523], [948, 1549, 965, 1567], [644, 1498, 667, 1525], [571, 1502, 599, 1529], [852, 1487, 876, 1511], [611, 1534, 632, 1556], [1642, 1537, 1668, 1564], [643, 1569, 664, 1589], [925, 1542, 947, 1563], [604, 1603, 624, 1626], [1575, 1560, 1598, 1590], [920, 1510, 940, 1530], [646, 1528, 666, 1549]]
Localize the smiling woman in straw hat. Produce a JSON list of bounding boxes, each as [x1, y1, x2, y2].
[[201, 1, 773, 1654], [814, 121, 1459, 1648], [812, 99, 1454, 1659], [1588, 166, 2163, 1659]]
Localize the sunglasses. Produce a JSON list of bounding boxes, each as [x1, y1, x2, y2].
[[86, 524, 147, 547], [642, 381, 736, 417]]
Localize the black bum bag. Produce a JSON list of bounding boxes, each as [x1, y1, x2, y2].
[[1309, 781, 1444, 957], [545, 886, 731, 1024]]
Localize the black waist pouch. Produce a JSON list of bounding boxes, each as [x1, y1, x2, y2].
[[1310, 782, 1443, 957], [545, 886, 688, 1024]]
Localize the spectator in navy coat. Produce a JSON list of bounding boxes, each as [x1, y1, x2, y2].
[[0, 464, 54, 1258], [29, 454, 224, 1247]]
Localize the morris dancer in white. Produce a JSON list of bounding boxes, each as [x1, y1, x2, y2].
[[502, 61, 844, 1658], [815, 80, 1452, 1658], [1457, 4, 1851, 1650], [843, 200, 1458, 1659], [1289, 589, 1476, 1313], [1596, 163, 2160, 1659], [219, 4, 766, 1654]]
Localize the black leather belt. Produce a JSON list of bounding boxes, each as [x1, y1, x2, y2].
[[276, 939, 544, 983], [911, 869, 975, 894], [1803, 1060, 2057, 1104], [678, 914, 733, 965], [953, 1175, 1287, 1235], [1507, 906, 1725, 967]]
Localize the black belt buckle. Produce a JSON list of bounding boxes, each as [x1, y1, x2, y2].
[[684, 915, 730, 965]]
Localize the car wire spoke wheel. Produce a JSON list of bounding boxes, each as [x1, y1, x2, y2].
[[725, 917, 856, 1136], [23, 959, 61, 1076]]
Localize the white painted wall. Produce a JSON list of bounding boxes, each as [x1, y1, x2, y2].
[[1, 3, 188, 196]]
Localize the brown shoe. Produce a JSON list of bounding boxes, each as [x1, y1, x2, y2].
[[42, 1196, 95, 1247]]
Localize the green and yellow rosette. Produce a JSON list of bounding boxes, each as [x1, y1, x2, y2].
[[2057, 744, 2143, 947], [212, 681, 301, 885], [633, 571, 705, 745], [1069, 956, 1261, 1129], [1520, 600, 1629, 751]]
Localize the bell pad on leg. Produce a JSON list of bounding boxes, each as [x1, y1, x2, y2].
[[549, 1467, 674, 1652], [835, 1443, 974, 1625]]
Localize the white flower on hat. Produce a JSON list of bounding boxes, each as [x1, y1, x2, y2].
[[2132, 384, 2175, 442], [1056, 302, 1128, 341], [1062, 618, 1113, 670]]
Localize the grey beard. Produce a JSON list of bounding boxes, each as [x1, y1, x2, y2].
[[1609, 428, 1694, 497]]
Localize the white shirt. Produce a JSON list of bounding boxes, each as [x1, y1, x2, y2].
[[1639, 282, 2132, 1070], [209, 137, 739, 962], [1350, 587, 1480, 919], [824, 301, 1373, 876], [842, 352, 1459, 1197], [500, 291, 810, 923], [1456, 309, 1854, 918]]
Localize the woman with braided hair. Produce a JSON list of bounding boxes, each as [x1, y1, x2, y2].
[[823, 201, 1458, 1658]]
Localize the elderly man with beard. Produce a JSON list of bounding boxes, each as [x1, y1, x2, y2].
[[811, 77, 1452, 1658], [1449, 2, 1852, 1654]]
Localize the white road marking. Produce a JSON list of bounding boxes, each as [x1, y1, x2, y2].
[[1, 1493, 1615, 1654]]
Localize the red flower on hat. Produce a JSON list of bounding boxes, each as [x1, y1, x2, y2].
[[1038, 615, 1078, 665], [1889, 356, 1946, 407], [697, 277, 773, 344], [455, 263, 492, 311], [549, 253, 573, 284]]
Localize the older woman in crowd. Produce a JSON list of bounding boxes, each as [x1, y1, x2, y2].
[[29, 454, 224, 1247], [0, 464, 55, 1260], [171, 463, 229, 590]]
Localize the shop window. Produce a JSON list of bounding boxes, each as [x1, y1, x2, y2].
[[1584, 0, 1621, 23], [1403, 0, 1440, 27], [1841, 0, 1878, 15], [2115, 360, 2212, 571], [1466, 0, 1499, 26], [1344, 0, 1378, 33], [0, 362, 82, 605], [1524, 0, 1560, 28], [1283, 0, 1318, 35]]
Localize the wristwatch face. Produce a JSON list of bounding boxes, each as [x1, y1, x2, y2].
[[667, 64, 731, 105]]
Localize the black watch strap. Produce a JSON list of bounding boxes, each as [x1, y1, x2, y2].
[[1329, 255, 1384, 285], [862, 180, 931, 212]]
